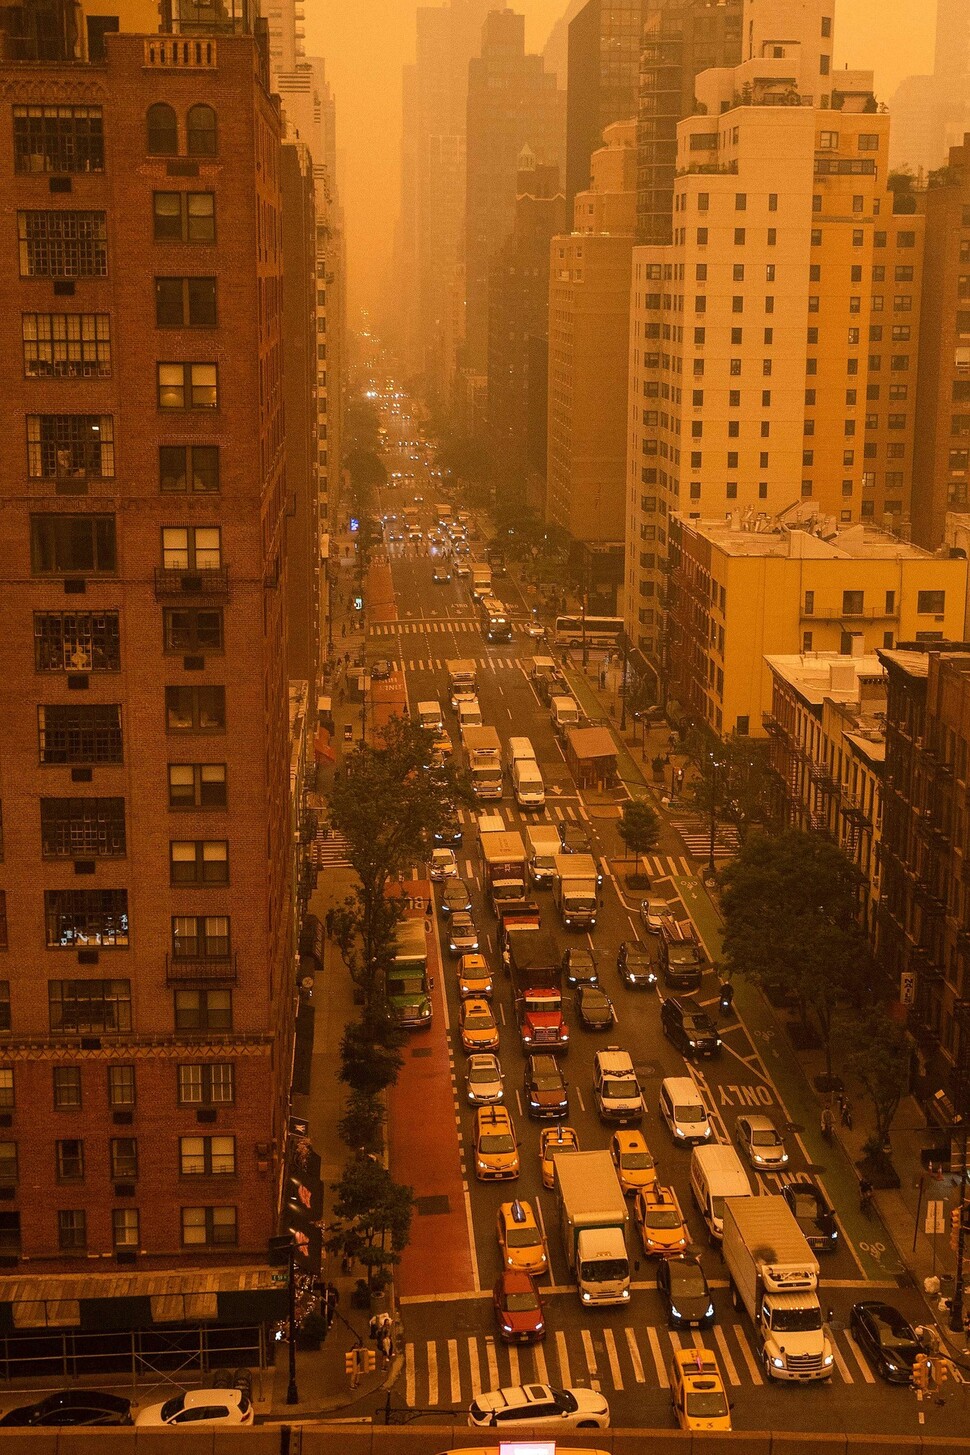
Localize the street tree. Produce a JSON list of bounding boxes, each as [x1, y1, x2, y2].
[[326, 1154, 414, 1293], [843, 1008, 911, 1153], [344, 397, 381, 454], [618, 799, 660, 886], [683, 726, 775, 843]]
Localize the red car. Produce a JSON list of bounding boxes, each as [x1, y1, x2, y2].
[[492, 1269, 546, 1344]]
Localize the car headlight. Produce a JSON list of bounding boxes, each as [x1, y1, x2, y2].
[[675, 1127, 686, 1138], [753, 1154, 764, 1164], [670, 1306, 682, 1320], [772, 1357, 784, 1369], [621, 1287, 631, 1299], [689, 1040, 698, 1048], [507, 1256, 514, 1266], [581, 1291, 591, 1302], [534, 1321, 544, 1333], [706, 1303, 714, 1318]]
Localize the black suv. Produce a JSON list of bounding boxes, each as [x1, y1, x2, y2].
[[557, 821, 592, 855], [658, 921, 704, 990], [660, 996, 721, 1061], [616, 940, 657, 990], [562, 947, 598, 987], [523, 1054, 569, 1119]]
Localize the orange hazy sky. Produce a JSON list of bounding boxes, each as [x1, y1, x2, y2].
[[307, 0, 933, 315]]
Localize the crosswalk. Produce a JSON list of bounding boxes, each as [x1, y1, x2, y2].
[[667, 815, 741, 862], [455, 802, 581, 827], [639, 853, 696, 881], [403, 1316, 880, 1407], [370, 619, 481, 635], [309, 828, 352, 869]]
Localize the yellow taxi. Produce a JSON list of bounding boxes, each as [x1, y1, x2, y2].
[[459, 997, 500, 1052], [610, 1129, 658, 1196], [496, 1199, 548, 1277], [670, 1346, 732, 1432], [473, 1105, 519, 1181], [539, 1124, 580, 1190], [633, 1184, 690, 1258], [458, 954, 494, 1001]]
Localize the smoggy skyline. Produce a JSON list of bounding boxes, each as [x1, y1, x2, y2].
[[308, 0, 933, 314]]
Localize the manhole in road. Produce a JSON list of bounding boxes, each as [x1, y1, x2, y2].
[[414, 1195, 451, 1216], [635, 1061, 664, 1080]]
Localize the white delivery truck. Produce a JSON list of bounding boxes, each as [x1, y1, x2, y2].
[[471, 564, 492, 600], [416, 700, 443, 733], [722, 1195, 834, 1383], [555, 1150, 631, 1307], [553, 853, 598, 930], [505, 736, 536, 773], [526, 824, 561, 887], [513, 758, 545, 809], [463, 725, 503, 800], [457, 699, 483, 733], [446, 659, 477, 710], [551, 694, 581, 737], [689, 1143, 752, 1241]]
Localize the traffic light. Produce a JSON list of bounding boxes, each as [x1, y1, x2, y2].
[[344, 1351, 359, 1377], [362, 1348, 377, 1373], [950, 1205, 970, 1251], [912, 1353, 930, 1391]]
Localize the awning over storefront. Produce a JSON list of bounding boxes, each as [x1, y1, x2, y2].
[[280, 1143, 323, 1274]]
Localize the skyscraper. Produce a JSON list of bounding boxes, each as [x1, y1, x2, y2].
[[890, 0, 970, 175], [565, 0, 645, 209]]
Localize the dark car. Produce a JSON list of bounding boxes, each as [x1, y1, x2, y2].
[[557, 821, 593, 856], [659, 921, 704, 990], [562, 947, 598, 987], [440, 878, 472, 917], [432, 566, 452, 584], [850, 1302, 921, 1384], [781, 1181, 839, 1254], [0, 1391, 133, 1428], [617, 940, 657, 990], [660, 996, 721, 1061], [575, 985, 615, 1030], [523, 1053, 569, 1119], [370, 659, 394, 681], [656, 1255, 715, 1330], [492, 1269, 545, 1344], [434, 817, 463, 847]]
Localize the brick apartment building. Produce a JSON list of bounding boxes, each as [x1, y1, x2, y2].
[[0, 24, 294, 1271]]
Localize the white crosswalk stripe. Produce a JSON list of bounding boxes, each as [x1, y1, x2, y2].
[[310, 828, 351, 868], [667, 815, 741, 862], [401, 1321, 865, 1405], [641, 853, 696, 881]]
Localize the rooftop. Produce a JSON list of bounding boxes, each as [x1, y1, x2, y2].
[[673, 512, 935, 562], [878, 644, 970, 680], [766, 652, 885, 706]]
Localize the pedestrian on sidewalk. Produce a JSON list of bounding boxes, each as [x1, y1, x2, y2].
[[378, 1322, 394, 1368], [348, 1346, 363, 1389]]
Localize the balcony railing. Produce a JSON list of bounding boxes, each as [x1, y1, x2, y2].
[[801, 603, 899, 621], [154, 565, 230, 598], [165, 952, 238, 985]]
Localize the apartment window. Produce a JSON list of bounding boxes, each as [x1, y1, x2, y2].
[[22, 313, 111, 379], [146, 102, 177, 156], [165, 686, 225, 733], [888, 443, 905, 458], [107, 1064, 135, 1107], [953, 415, 970, 436], [27, 416, 114, 480], [110, 1137, 138, 1180], [804, 420, 815, 436], [53, 1066, 81, 1109], [58, 1209, 86, 1249], [174, 989, 232, 1032], [163, 608, 223, 653], [727, 452, 739, 469], [693, 328, 705, 346], [918, 590, 946, 614], [842, 590, 864, 616], [113, 1208, 139, 1248], [694, 295, 706, 314], [767, 228, 777, 246], [181, 1205, 237, 1247], [886, 471, 904, 491], [893, 296, 912, 314], [157, 363, 218, 410], [18, 211, 107, 278], [729, 390, 740, 407], [179, 1135, 235, 1176], [161, 526, 221, 571], [726, 482, 737, 499], [690, 421, 702, 438], [0, 1143, 17, 1185], [177, 1062, 234, 1106], [153, 191, 215, 243], [728, 421, 739, 438], [45, 890, 128, 949], [818, 131, 838, 149], [0, 1214, 21, 1258], [763, 359, 772, 376], [186, 104, 217, 157], [858, 132, 877, 149], [758, 482, 768, 499], [41, 798, 126, 858], [852, 195, 864, 214], [803, 631, 813, 652], [691, 390, 703, 407], [695, 264, 707, 281], [696, 228, 708, 245], [807, 359, 817, 375], [813, 195, 822, 213], [56, 1139, 84, 1181], [852, 230, 863, 246], [841, 479, 853, 497], [897, 231, 916, 248], [733, 228, 745, 245], [159, 444, 219, 494], [172, 914, 229, 960], [732, 264, 745, 283], [767, 193, 778, 212], [735, 193, 746, 211], [844, 420, 856, 436], [811, 228, 822, 246], [170, 840, 228, 885], [0, 1071, 13, 1110], [689, 483, 700, 500], [13, 105, 104, 173], [690, 452, 702, 469], [155, 277, 217, 328], [805, 389, 816, 406], [808, 295, 820, 313], [697, 193, 709, 211], [731, 296, 743, 314], [30, 514, 116, 574], [843, 450, 855, 466], [34, 612, 120, 673], [731, 327, 743, 345], [729, 359, 741, 376], [38, 704, 122, 765], [760, 422, 770, 439]]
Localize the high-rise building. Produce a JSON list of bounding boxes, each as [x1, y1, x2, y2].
[[565, 0, 644, 210], [547, 120, 637, 550], [623, 0, 921, 703], [637, 0, 742, 246], [487, 158, 566, 501], [0, 14, 295, 1279], [889, 0, 970, 177], [464, 9, 564, 376]]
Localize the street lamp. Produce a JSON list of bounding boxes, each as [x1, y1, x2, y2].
[[268, 1233, 300, 1405]]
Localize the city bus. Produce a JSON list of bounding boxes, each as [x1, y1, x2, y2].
[[480, 595, 513, 643], [553, 614, 623, 650]]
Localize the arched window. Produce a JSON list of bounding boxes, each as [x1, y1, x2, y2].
[[186, 104, 217, 157], [146, 102, 178, 156]]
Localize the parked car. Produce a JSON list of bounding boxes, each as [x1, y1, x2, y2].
[[849, 1302, 921, 1384], [0, 1392, 132, 1428], [641, 898, 676, 935], [135, 1390, 254, 1428], [492, 1269, 545, 1343], [734, 1114, 789, 1171], [616, 940, 657, 990], [656, 1255, 715, 1330], [575, 985, 615, 1030]]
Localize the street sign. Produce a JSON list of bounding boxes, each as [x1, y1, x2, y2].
[[925, 1199, 945, 1235], [900, 971, 916, 1007], [270, 1271, 288, 1285]]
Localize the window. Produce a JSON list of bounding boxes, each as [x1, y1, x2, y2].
[[110, 1137, 138, 1180], [731, 327, 743, 344], [53, 1066, 81, 1109], [157, 363, 218, 410], [893, 296, 912, 314], [165, 686, 225, 733], [56, 1139, 84, 1181], [918, 590, 946, 615], [803, 631, 813, 652], [732, 264, 744, 282], [27, 417, 114, 480], [842, 590, 864, 616], [38, 704, 122, 764], [170, 840, 228, 885], [146, 102, 177, 155], [163, 608, 223, 653], [13, 105, 104, 173], [161, 526, 220, 570], [733, 228, 745, 245], [897, 231, 916, 248], [186, 104, 217, 157], [767, 228, 776, 246], [730, 359, 741, 376], [696, 228, 708, 245], [30, 514, 116, 574], [735, 193, 746, 211], [726, 482, 737, 499], [41, 798, 126, 858], [804, 590, 815, 615], [732, 296, 743, 313], [695, 264, 707, 282], [34, 612, 120, 673], [727, 452, 738, 468], [818, 130, 839, 149], [108, 1065, 135, 1107], [0, 1143, 16, 1185], [888, 413, 907, 430], [155, 277, 217, 328], [728, 421, 739, 437], [172, 915, 229, 959], [858, 132, 877, 149], [49, 979, 130, 1033], [181, 1205, 237, 1247], [58, 1209, 86, 1249], [168, 763, 227, 810], [179, 1135, 235, 1175], [113, 1208, 139, 1248], [0, 1070, 13, 1109], [0, 1214, 20, 1257], [174, 989, 232, 1032], [729, 390, 740, 407], [159, 444, 219, 494], [152, 191, 215, 243], [177, 1062, 234, 1105], [768, 193, 778, 211], [18, 211, 107, 277], [22, 313, 111, 379], [45, 890, 128, 948], [697, 193, 709, 211]]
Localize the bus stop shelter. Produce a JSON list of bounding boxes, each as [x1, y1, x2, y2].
[[565, 726, 618, 790]]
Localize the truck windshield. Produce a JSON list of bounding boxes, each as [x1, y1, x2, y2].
[[390, 976, 425, 995], [568, 896, 597, 912], [524, 995, 560, 1013], [770, 1306, 823, 1333], [580, 1257, 628, 1284]]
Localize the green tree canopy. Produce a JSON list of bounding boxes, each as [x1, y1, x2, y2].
[[618, 799, 661, 862], [325, 1154, 414, 1292], [843, 1008, 911, 1148]]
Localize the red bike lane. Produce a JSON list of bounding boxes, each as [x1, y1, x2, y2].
[[388, 882, 477, 1298]]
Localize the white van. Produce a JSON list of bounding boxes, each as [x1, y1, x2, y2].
[[689, 1144, 753, 1242], [513, 758, 545, 809], [593, 1048, 643, 1124], [417, 699, 443, 733], [457, 698, 483, 733], [505, 736, 536, 772], [658, 1076, 712, 1146]]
